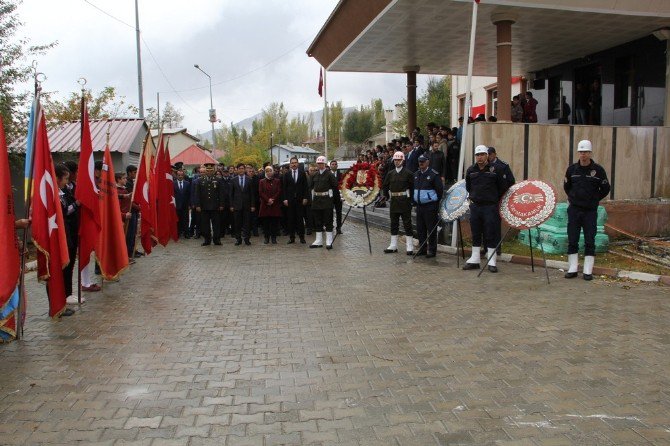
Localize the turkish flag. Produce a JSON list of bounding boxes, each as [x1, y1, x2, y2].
[[96, 145, 129, 280], [75, 100, 101, 271], [132, 137, 156, 254], [0, 116, 21, 337], [154, 137, 178, 246], [318, 68, 323, 97], [32, 110, 69, 318]]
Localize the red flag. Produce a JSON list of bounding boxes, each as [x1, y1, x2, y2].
[[164, 139, 178, 242], [0, 116, 21, 337], [318, 68, 323, 97], [132, 137, 155, 254], [96, 145, 129, 280], [155, 137, 177, 246], [32, 110, 69, 318], [75, 100, 101, 271], [474, 0, 480, 3]]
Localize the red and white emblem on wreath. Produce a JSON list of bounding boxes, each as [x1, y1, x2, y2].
[[500, 179, 557, 230], [340, 162, 382, 207]]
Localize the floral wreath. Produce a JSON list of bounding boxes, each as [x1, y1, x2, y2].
[[499, 179, 557, 230], [340, 162, 382, 208]]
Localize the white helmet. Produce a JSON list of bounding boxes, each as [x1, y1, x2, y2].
[[577, 140, 592, 152], [474, 145, 488, 155], [393, 151, 405, 160], [316, 156, 327, 164]]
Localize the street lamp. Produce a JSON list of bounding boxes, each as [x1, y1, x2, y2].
[[194, 64, 216, 148], [270, 131, 274, 164]]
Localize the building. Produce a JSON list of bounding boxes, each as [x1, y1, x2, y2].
[[151, 128, 202, 158], [170, 144, 218, 173], [269, 144, 321, 164]]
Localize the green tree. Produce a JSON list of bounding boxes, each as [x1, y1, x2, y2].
[[145, 102, 184, 129], [43, 86, 138, 125], [394, 76, 451, 135], [325, 101, 344, 150], [0, 0, 56, 144]]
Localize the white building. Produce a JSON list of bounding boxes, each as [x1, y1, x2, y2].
[[268, 144, 321, 164], [151, 128, 202, 158]]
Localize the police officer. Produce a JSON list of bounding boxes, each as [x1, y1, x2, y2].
[[563, 139, 610, 280], [309, 156, 339, 249], [463, 145, 507, 272], [413, 154, 444, 258], [193, 162, 225, 246], [487, 147, 515, 254], [382, 151, 414, 254]]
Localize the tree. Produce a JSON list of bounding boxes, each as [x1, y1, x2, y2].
[[0, 0, 56, 145], [43, 87, 138, 125], [394, 76, 451, 135], [325, 101, 344, 150], [342, 99, 385, 143], [145, 102, 184, 129]]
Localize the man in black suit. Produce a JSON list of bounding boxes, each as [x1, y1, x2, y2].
[[282, 157, 308, 244], [230, 163, 256, 246], [173, 169, 191, 238], [329, 160, 343, 235]]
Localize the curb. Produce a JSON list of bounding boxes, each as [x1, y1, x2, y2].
[[420, 237, 669, 285]]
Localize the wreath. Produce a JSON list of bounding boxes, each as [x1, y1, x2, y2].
[[340, 162, 382, 208]]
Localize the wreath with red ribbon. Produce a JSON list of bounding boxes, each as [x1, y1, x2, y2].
[[340, 162, 382, 207]]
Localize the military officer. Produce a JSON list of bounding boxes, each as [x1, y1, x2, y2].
[[309, 156, 339, 249], [463, 145, 507, 272], [563, 139, 610, 280], [413, 154, 444, 258], [382, 151, 415, 254], [487, 146, 516, 254], [193, 162, 226, 246]]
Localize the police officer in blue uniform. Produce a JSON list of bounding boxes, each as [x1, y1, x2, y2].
[[463, 145, 507, 272], [563, 139, 610, 280], [413, 154, 444, 258]]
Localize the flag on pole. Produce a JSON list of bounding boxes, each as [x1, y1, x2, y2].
[[75, 99, 101, 271], [23, 97, 37, 201], [32, 109, 70, 318], [155, 136, 177, 246], [0, 116, 21, 340], [132, 136, 156, 254], [318, 68, 323, 97], [96, 144, 129, 280], [163, 139, 178, 242]]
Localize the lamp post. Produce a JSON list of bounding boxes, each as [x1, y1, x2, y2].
[[194, 64, 216, 149], [270, 131, 274, 164]]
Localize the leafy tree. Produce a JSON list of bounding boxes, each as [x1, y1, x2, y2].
[[145, 102, 184, 129], [43, 86, 138, 125], [325, 101, 344, 150], [394, 76, 451, 135], [0, 0, 56, 145]]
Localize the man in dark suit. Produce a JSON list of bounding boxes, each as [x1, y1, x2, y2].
[[230, 163, 256, 246], [282, 157, 309, 244], [173, 169, 191, 238], [329, 160, 343, 234], [405, 138, 425, 174], [189, 166, 204, 238]]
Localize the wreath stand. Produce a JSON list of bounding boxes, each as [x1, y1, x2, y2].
[[331, 204, 371, 254]]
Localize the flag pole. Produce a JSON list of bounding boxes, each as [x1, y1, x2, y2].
[[323, 68, 328, 160], [17, 67, 44, 339], [451, 0, 478, 248], [77, 78, 86, 305]]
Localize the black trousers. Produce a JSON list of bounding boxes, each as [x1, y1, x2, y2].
[[177, 208, 189, 237], [63, 243, 77, 297], [188, 208, 199, 236], [263, 216, 280, 237], [286, 203, 305, 238], [416, 204, 438, 254], [469, 203, 499, 249], [200, 210, 221, 242], [333, 200, 343, 230], [304, 204, 313, 232], [567, 205, 597, 256], [126, 210, 139, 256], [233, 208, 251, 241], [312, 207, 334, 232], [390, 210, 413, 236]]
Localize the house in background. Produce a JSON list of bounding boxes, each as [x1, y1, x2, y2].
[[171, 144, 218, 173], [268, 144, 321, 164], [151, 128, 202, 158]]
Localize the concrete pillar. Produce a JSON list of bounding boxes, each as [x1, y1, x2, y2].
[[653, 29, 670, 125], [404, 66, 420, 135], [492, 13, 516, 122]]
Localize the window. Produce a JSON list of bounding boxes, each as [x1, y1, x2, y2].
[[547, 76, 561, 119], [486, 88, 498, 118], [614, 57, 632, 109]]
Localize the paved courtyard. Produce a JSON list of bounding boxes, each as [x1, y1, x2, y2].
[[1, 222, 670, 445]]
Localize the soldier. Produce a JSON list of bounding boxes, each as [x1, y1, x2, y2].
[[462, 145, 507, 272], [563, 139, 610, 280], [193, 162, 225, 246], [382, 151, 414, 254], [487, 146, 515, 254], [413, 154, 444, 258], [309, 156, 339, 249]]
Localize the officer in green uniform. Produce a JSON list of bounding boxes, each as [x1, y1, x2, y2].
[[309, 156, 339, 249], [193, 162, 225, 246], [382, 151, 415, 254]]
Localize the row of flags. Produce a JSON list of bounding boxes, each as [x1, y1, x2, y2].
[[0, 93, 178, 339]]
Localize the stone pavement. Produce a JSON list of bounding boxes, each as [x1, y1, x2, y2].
[[1, 222, 670, 446]]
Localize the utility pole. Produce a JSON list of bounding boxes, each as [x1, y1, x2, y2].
[[135, 0, 144, 118]]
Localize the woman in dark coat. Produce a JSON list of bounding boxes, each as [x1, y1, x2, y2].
[[258, 166, 282, 244]]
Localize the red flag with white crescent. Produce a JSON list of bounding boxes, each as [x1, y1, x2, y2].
[[132, 137, 155, 254], [155, 136, 177, 246], [32, 109, 69, 318]]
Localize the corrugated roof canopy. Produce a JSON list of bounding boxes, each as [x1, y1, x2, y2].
[[171, 144, 217, 165]]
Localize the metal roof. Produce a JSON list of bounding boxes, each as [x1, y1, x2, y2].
[[171, 144, 217, 165], [11, 118, 149, 154], [270, 144, 321, 154], [150, 128, 200, 142]]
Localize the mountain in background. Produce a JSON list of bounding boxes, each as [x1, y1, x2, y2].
[[196, 107, 356, 144]]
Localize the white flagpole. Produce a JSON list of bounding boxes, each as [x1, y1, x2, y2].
[[323, 68, 328, 160], [452, 0, 478, 248]]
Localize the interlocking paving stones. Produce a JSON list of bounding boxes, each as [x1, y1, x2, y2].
[[1, 222, 669, 445]]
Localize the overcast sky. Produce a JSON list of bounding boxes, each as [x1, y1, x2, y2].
[[17, 0, 434, 136]]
